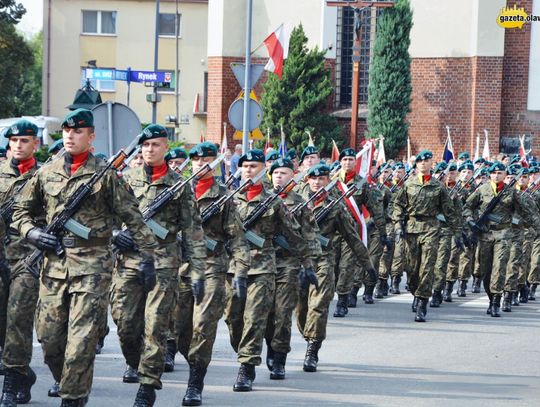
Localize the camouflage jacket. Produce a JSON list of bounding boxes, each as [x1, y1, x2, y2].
[[0, 218, 5, 261], [11, 153, 158, 279], [438, 182, 465, 234], [274, 190, 322, 269], [464, 181, 540, 232], [512, 187, 540, 230], [193, 179, 250, 278], [0, 158, 42, 264], [119, 165, 206, 277], [393, 175, 461, 235], [234, 188, 314, 275]]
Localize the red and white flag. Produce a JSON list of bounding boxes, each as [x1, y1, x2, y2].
[[331, 140, 340, 163], [337, 181, 368, 246], [376, 135, 386, 167], [355, 139, 376, 182], [482, 129, 490, 161], [263, 24, 290, 79], [193, 93, 200, 114], [519, 135, 529, 167]]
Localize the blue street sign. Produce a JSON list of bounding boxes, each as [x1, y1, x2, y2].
[[85, 68, 171, 84], [114, 70, 129, 81], [129, 70, 172, 83], [85, 68, 115, 80]]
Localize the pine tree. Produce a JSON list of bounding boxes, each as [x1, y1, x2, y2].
[[261, 25, 342, 155], [367, 0, 413, 158]]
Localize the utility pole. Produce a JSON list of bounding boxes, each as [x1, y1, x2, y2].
[[152, 0, 161, 123]]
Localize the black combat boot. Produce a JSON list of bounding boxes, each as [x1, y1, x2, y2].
[[270, 352, 287, 380], [512, 291, 520, 306], [472, 277, 481, 293], [60, 397, 88, 407], [457, 280, 467, 297], [123, 365, 139, 383], [411, 297, 419, 313], [391, 276, 401, 294], [347, 286, 360, 308], [519, 285, 530, 303], [133, 384, 156, 407], [443, 281, 454, 302], [233, 363, 255, 392], [491, 295, 502, 317], [0, 368, 24, 407], [163, 340, 176, 373], [265, 344, 274, 371], [529, 284, 537, 300], [382, 279, 389, 296], [363, 285, 375, 304], [502, 292, 512, 312], [48, 382, 60, 397], [15, 366, 36, 404], [374, 279, 385, 299], [429, 290, 442, 308], [414, 298, 427, 322], [182, 365, 206, 406], [303, 339, 322, 372], [333, 295, 349, 318]]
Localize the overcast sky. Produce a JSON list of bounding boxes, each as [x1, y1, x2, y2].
[[17, 0, 43, 36]]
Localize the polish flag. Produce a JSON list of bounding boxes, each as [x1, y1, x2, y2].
[[337, 181, 368, 246], [519, 135, 529, 167], [482, 129, 490, 160], [263, 24, 290, 79], [355, 139, 375, 182], [331, 140, 340, 163], [376, 135, 386, 167], [193, 93, 199, 114]]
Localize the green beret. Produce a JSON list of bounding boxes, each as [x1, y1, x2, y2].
[[301, 146, 319, 162], [5, 119, 38, 138], [94, 152, 108, 161], [489, 161, 506, 173], [393, 162, 405, 170], [474, 157, 485, 165], [239, 149, 265, 167], [416, 150, 433, 162], [286, 149, 297, 160], [520, 167, 530, 175], [139, 124, 168, 144], [480, 168, 489, 176], [529, 166, 539, 174], [167, 147, 189, 161], [0, 147, 6, 158], [62, 108, 94, 129], [458, 162, 474, 172], [339, 148, 356, 161], [48, 139, 64, 154], [507, 164, 521, 175], [329, 161, 341, 172], [269, 158, 294, 175], [510, 155, 521, 165], [378, 162, 391, 172], [458, 152, 470, 160], [307, 163, 330, 177], [529, 160, 538, 167], [189, 142, 216, 158], [434, 161, 448, 173], [265, 150, 280, 161], [448, 163, 458, 171], [484, 161, 493, 167]]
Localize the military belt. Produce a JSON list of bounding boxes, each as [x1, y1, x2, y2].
[[62, 236, 110, 248], [410, 215, 435, 221], [157, 235, 178, 244], [489, 223, 511, 231]]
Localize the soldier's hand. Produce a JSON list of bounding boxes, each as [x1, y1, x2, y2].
[[191, 279, 205, 305], [26, 228, 59, 252], [299, 267, 319, 291], [394, 229, 404, 243], [454, 235, 466, 252], [379, 234, 393, 250], [138, 258, 156, 294], [112, 229, 135, 251], [0, 259, 10, 287], [232, 276, 247, 300]]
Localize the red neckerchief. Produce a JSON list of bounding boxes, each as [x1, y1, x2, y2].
[[195, 177, 214, 199], [11, 157, 36, 176], [496, 182, 504, 193], [422, 175, 431, 184], [314, 192, 327, 207], [518, 185, 528, 192], [447, 181, 456, 188], [384, 181, 392, 187], [279, 192, 288, 199], [246, 184, 263, 201], [345, 171, 355, 184], [65, 151, 89, 176], [144, 162, 169, 183]]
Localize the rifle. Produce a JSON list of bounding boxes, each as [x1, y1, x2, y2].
[[449, 168, 482, 199], [141, 154, 225, 240], [19, 137, 141, 278], [118, 146, 141, 172], [315, 183, 360, 225], [172, 157, 191, 175], [290, 178, 338, 216], [376, 171, 393, 190], [390, 166, 414, 193], [241, 170, 306, 248], [224, 168, 241, 188], [525, 179, 540, 197]]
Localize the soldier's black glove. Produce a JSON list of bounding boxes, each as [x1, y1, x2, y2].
[[454, 235, 465, 252], [299, 267, 319, 291], [26, 228, 59, 252], [468, 220, 483, 235], [0, 259, 10, 287], [138, 257, 156, 294], [112, 229, 135, 251], [394, 229, 405, 244], [191, 279, 205, 305], [232, 276, 247, 300], [379, 234, 393, 250]]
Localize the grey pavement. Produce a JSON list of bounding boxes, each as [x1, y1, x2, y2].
[[14, 287, 540, 407]]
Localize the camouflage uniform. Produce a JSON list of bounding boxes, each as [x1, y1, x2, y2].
[[11, 153, 158, 400], [0, 158, 41, 376], [0, 218, 7, 350], [528, 190, 540, 288], [377, 184, 395, 283], [111, 164, 206, 389], [224, 188, 312, 366]]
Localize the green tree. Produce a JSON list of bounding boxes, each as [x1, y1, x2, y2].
[[0, 0, 25, 24], [367, 0, 413, 158], [261, 24, 341, 155], [13, 31, 42, 116]]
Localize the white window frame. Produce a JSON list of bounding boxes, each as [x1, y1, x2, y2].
[[80, 69, 116, 93], [158, 13, 182, 38], [81, 10, 117, 36]]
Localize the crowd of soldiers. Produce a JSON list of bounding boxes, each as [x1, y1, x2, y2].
[[0, 108, 539, 407]]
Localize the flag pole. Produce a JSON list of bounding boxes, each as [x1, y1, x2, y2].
[[242, 0, 253, 154]]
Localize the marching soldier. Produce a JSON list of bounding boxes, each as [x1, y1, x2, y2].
[[224, 149, 314, 392], [48, 139, 64, 157], [0, 120, 41, 406], [393, 150, 463, 322], [165, 147, 188, 171], [110, 124, 207, 407], [528, 166, 540, 300], [388, 162, 408, 294], [178, 142, 250, 406], [11, 109, 159, 407]]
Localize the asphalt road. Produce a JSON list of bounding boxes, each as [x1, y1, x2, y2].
[[13, 285, 540, 407]]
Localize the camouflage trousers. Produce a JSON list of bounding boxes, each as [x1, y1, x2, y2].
[[378, 224, 395, 280], [404, 229, 440, 299], [36, 272, 110, 399], [110, 268, 175, 389], [519, 229, 535, 287], [451, 243, 474, 282], [0, 275, 7, 348], [296, 257, 335, 341], [335, 237, 374, 294], [174, 276, 194, 360], [528, 234, 540, 284], [265, 264, 299, 354], [433, 232, 452, 292], [390, 234, 406, 279], [224, 273, 275, 366], [504, 228, 523, 293], [353, 228, 382, 287], [2, 270, 39, 374], [477, 229, 511, 296]]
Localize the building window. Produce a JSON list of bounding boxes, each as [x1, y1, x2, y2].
[[158, 13, 181, 37], [80, 69, 116, 92], [156, 71, 178, 93], [82, 10, 117, 35]]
